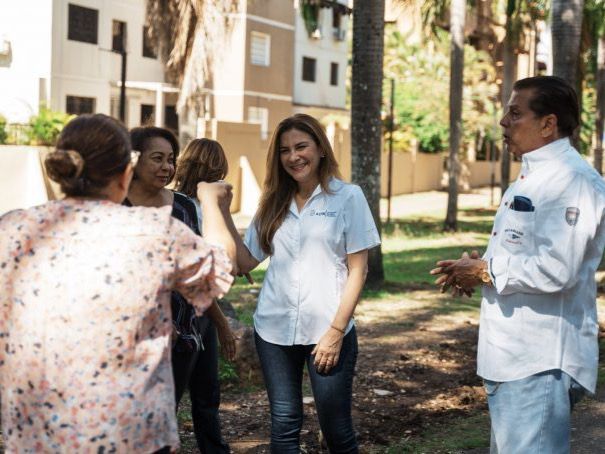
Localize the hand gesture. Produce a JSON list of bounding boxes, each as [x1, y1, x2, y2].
[[311, 327, 344, 374], [430, 250, 482, 296], [197, 181, 233, 212]]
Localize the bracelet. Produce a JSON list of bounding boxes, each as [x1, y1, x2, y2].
[[330, 324, 345, 334]]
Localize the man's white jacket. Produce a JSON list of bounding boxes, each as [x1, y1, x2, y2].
[[479, 138, 605, 393]]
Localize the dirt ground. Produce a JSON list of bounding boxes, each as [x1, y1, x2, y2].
[[178, 288, 488, 453]]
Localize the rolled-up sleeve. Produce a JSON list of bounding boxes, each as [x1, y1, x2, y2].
[[168, 218, 234, 315], [491, 173, 600, 295], [343, 185, 381, 254]]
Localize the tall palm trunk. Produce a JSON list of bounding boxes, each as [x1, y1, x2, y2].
[[500, 3, 517, 198], [551, 0, 585, 89], [351, 0, 385, 285], [444, 0, 465, 231], [596, 36, 605, 175]]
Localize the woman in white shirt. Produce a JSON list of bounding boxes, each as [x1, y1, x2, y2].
[[235, 114, 380, 453]]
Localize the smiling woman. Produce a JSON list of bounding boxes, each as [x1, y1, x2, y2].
[[227, 113, 382, 452]]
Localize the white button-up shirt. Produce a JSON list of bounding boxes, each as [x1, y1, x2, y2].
[[479, 138, 605, 392], [244, 178, 381, 345]]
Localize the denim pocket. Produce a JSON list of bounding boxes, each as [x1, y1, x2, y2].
[[483, 379, 501, 396]]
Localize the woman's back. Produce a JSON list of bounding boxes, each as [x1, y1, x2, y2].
[[0, 198, 232, 453]]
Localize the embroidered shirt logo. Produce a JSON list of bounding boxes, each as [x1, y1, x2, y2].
[[565, 207, 580, 226], [310, 210, 337, 218], [504, 228, 524, 245]]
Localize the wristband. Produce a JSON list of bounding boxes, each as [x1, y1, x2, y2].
[[331, 324, 345, 334]]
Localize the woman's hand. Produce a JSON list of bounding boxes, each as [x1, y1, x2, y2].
[[311, 327, 345, 374], [216, 322, 238, 362], [197, 181, 233, 212]]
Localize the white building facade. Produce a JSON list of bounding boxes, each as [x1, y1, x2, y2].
[[0, 0, 177, 130]]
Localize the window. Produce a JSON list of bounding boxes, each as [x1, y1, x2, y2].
[[112, 20, 126, 53], [330, 62, 339, 86], [250, 32, 270, 66], [332, 9, 342, 29], [164, 105, 179, 133], [140, 104, 155, 125], [68, 4, 98, 44], [142, 26, 158, 59], [66, 96, 95, 115], [302, 57, 316, 82], [248, 107, 269, 140]]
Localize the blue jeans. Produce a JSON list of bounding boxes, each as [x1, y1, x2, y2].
[[255, 328, 359, 454], [485, 369, 586, 454]]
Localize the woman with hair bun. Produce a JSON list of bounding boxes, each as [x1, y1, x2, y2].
[[0, 114, 236, 453]]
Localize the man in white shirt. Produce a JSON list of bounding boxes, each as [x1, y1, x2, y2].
[[431, 76, 605, 453]]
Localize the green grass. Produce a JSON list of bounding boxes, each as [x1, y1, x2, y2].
[[385, 413, 491, 454]]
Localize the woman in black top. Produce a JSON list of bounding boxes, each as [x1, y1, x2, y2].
[[125, 127, 235, 420]]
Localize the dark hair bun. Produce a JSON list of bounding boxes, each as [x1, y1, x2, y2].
[[45, 149, 86, 193]]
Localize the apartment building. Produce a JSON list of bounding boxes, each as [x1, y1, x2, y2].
[[186, 0, 351, 146], [0, 0, 177, 130]]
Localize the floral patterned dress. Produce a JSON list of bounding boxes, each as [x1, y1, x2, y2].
[[0, 198, 233, 453]]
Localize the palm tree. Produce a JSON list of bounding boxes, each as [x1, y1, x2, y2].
[[351, 0, 385, 285], [145, 0, 238, 112], [551, 0, 585, 89], [444, 0, 465, 231]]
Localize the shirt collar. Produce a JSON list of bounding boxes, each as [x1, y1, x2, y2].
[[522, 137, 571, 170], [288, 177, 343, 216]]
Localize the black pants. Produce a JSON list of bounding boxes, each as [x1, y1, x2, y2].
[[172, 318, 230, 454]]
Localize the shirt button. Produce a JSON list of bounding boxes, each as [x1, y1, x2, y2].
[[493, 231, 497, 236], [520, 175, 525, 180]]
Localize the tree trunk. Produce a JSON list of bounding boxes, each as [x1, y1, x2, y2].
[[500, 10, 517, 199], [444, 0, 465, 231], [551, 0, 585, 89], [351, 0, 385, 285], [595, 36, 605, 175]]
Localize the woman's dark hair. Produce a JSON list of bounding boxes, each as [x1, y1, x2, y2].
[[174, 139, 229, 198], [130, 126, 180, 184], [45, 114, 131, 197], [512, 76, 580, 137]]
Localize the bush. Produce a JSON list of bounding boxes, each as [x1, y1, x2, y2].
[[0, 115, 7, 144], [27, 108, 74, 146]]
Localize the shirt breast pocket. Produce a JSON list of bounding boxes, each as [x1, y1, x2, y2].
[[498, 209, 535, 254]]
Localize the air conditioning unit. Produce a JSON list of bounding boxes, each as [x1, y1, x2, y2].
[[333, 28, 346, 41]]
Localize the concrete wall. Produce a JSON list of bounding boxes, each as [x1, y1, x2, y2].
[[0, 146, 54, 215], [466, 160, 522, 187]]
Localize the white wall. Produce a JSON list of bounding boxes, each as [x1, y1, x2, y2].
[[0, 0, 168, 128], [292, 0, 349, 109], [0, 0, 53, 123]]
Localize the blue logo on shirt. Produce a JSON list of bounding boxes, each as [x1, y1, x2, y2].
[[310, 210, 337, 218]]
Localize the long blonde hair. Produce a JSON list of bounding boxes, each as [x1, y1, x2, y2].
[[256, 114, 341, 254], [174, 138, 229, 197]]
